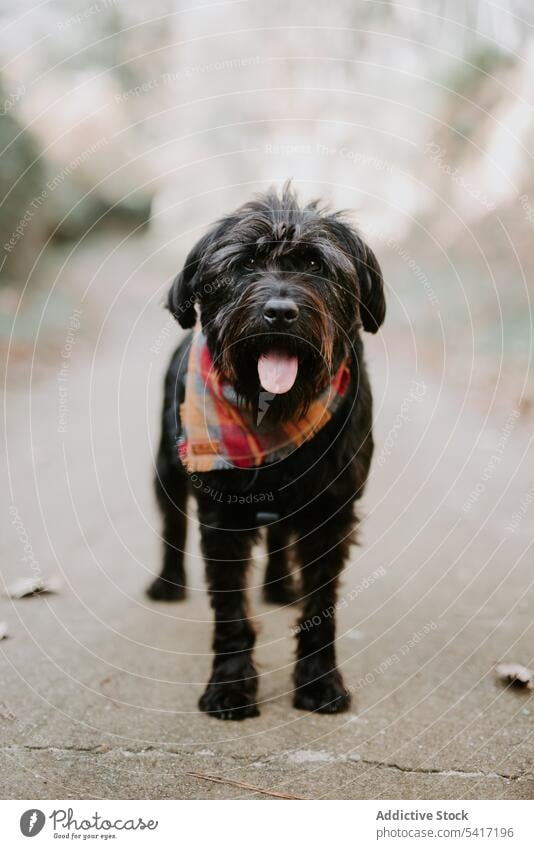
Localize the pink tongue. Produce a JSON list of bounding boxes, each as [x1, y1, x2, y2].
[[258, 352, 298, 394]]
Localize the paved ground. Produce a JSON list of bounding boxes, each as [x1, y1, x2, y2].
[[1, 238, 533, 799]]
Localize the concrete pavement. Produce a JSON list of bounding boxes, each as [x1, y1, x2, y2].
[[1, 239, 533, 799]]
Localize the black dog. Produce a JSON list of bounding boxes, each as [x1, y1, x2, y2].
[[147, 183, 385, 719]]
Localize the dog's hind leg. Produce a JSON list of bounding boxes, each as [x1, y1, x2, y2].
[[292, 504, 353, 713], [262, 524, 297, 605], [199, 522, 259, 719], [147, 447, 188, 601]]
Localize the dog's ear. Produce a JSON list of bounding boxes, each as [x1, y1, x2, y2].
[[167, 230, 213, 328], [330, 219, 386, 333], [356, 238, 386, 334]]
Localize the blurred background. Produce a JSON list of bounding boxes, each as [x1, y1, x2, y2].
[[1, 0, 533, 406], [1, 0, 533, 800]]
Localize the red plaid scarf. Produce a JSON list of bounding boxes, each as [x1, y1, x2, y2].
[[178, 332, 351, 472]]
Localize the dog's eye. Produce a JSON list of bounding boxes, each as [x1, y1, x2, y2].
[[243, 256, 257, 271], [307, 256, 322, 273]]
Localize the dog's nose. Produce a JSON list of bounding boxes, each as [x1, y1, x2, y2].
[[263, 298, 299, 327]]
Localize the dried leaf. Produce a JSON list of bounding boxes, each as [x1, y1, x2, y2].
[[496, 663, 534, 690], [5, 576, 62, 599], [0, 622, 8, 640]]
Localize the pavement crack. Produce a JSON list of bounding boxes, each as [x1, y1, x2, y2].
[[3, 745, 532, 783], [1, 744, 157, 755], [357, 756, 532, 782], [0, 744, 264, 764]]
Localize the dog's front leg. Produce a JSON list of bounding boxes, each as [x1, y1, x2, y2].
[[198, 524, 259, 720], [293, 507, 353, 713], [263, 523, 296, 605]]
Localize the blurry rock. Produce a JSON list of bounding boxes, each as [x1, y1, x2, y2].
[[0, 622, 9, 639]]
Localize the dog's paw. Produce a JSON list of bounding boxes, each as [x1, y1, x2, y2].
[[199, 683, 259, 720], [146, 575, 186, 602], [199, 661, 259, 720], [262, 578, 297, 606], [293, 670, 351, 714]]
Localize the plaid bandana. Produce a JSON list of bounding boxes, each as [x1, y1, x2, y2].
[[178, 331, 351, 472]]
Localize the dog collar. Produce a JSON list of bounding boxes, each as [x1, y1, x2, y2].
[[178, 331, 351, 472]]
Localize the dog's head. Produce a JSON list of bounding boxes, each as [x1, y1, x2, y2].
[[168, 182, 385, 421]]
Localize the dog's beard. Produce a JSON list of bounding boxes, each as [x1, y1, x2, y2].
[[209, 287, 339, 425]]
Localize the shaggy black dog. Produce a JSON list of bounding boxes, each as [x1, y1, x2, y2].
[[147, 183, 385, 719]]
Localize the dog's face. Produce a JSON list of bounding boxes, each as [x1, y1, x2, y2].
[[168, 184, 385, 422]]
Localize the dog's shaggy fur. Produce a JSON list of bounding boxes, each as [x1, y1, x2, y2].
[[147, 183, 385, 719]]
